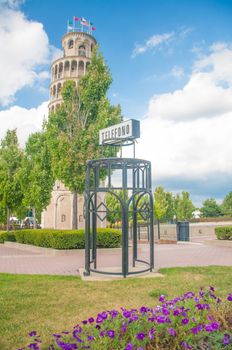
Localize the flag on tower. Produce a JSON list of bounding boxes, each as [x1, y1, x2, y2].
[[81, 20, 90, 27], [74, 16, 79, 21], [92, 27, 96, 31]]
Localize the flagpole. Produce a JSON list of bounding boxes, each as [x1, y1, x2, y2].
[[73, 16, 75, 32], [67, 19, 69, 33]]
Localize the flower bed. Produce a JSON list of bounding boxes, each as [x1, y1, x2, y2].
[[19, 287, 232, 349], [1, 228, 121, 249], [215, 226, 232, 240]]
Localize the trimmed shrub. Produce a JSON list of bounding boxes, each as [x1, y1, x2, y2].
[[0, 231, 5, 243], [215, 226, 232, 240], [1, 228, 121, 249]]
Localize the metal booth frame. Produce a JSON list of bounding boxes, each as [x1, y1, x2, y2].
[[84, 156, 154, 278]]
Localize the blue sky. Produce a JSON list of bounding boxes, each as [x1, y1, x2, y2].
[[0, 0, 232, 206], [16, 0, 232, 116]]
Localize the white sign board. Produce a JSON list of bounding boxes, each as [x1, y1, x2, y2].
[[99, 119, 140, 145]]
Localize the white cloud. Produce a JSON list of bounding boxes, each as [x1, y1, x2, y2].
[[133, 42, 232, 197], [149, 72, 232, 122], [132, 32, 174, 58], [194, 42, 232, 84], [0, 101, 48, 146], [170, 66, 184, 78], [0, 4, 55, 106]]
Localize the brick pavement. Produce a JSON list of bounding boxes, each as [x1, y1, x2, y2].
[[0, 243, 231, 276]]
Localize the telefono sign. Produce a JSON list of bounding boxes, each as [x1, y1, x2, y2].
[[99, 119, 140, 145]]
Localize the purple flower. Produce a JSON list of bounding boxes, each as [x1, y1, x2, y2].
[[136, 332, 145, 340], [123, 310, 131, 318], [157, 315, 165, 323], [174, 309, 180, 316], [168, 328, 176, 337], [88, 317, 94, 323], [159, 295, 165, 302], [191, 325, 203, 335], [107, 330, 115, 338], [223, 333, 231, 345], [96, 315, 103, 323], [72, 330, 83, 342], [227, 293, 232, 301], [162, 308, 170, 316], [29, 331, 37, 337], [148, 328, 155, 340], [124, 343, 133, 350], [211, 322, 220, 330], [182, 318, 189, 325], [110, 310, 119, 318], [99, 330, 105, 337], [82, 320, 88, 324], [121, 325, 127, 333], [28, 344, 40, 350], [196, 303, 204, 310], [87, 335, 94, 341], [140, 306, 147, 313]]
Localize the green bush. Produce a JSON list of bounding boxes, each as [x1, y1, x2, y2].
[[0, 231, 5, 243], [215, 226, 232, 240], [1, 228, 121, 249]]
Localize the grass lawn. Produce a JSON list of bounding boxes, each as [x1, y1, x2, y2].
[[0, 266, 232, 349]]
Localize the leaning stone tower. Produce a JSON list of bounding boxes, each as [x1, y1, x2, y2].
[[42, 27, 101, 230], [48, 31, 97, 113]]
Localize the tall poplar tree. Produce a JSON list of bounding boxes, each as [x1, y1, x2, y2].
[[46, 48, 122, 228], [154, 186, 169, 239], [19, 132, 54, 227], [0, 130, 23, 230], [175, 191, 195, 221]]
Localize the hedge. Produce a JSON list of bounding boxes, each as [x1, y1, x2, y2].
[[1, 228, 122, 249], [215, 226, 232, 240]]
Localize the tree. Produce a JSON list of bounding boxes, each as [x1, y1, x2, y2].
[[46, 48, 122, 229], [221, 192, 232, 216], [201, 198, 222, 217], [163, 191, 175, 222], [175, 191, 195, 221], [154, 186, 168, 239], [0, 130, 23, 230], [106, 190, 125, 225], [19, 132, 54, 227]]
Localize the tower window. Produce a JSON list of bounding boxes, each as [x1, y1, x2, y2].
[[61, 214, 66, 222], [68, 40, 74, 49], [78, 45, 86, 57]]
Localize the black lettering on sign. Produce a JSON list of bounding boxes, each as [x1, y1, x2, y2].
[[122, 126, 125, 136], [114, 128, 117, 137], [118, 127, 121, 137], [126, 124, 130, 134], [111, 129, 114, 138]]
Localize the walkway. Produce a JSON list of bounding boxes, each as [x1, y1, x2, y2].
[[0, 242, 231, 275]]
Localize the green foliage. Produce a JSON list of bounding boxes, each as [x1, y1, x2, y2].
[[215, 226, 232, 240], [154, 186, 168, 221], [163, 191, 175, 222], [0, 231, 5, 243], [0, 130, 23, 224], [221, 192, 232, 216], [201, 198, 222, 217], [19, 132, 54, 221], [2, 228, 121, 249], [46, 48, 122, 195], [175, 191, 195, 221], [106, 190, 127, 224]]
